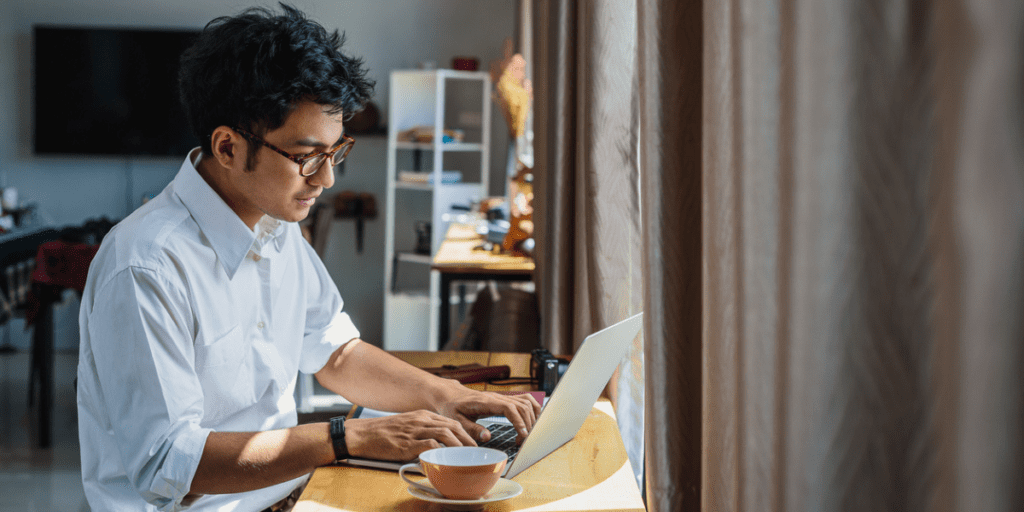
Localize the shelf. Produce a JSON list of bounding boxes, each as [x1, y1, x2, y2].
[[395, 181, 435, 191], [395, 141, 484, 152], [396, 252, 433, 265], [395, 181, 481, 191], [390, 290, 431, 301], [392, 68, 491, 80], [385, 68, 492, 352]]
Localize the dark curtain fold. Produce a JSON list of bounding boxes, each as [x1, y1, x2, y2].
[[531, 0, 648, 495], [638, 1, 703, 510], [532, 0, 579, 358]]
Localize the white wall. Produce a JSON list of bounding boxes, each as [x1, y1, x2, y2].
[[0, 0, 514, 350]]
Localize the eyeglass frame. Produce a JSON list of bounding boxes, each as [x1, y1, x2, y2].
[[232, 126, 355, 177]]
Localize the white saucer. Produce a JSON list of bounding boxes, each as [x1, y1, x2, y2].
[[406, 478, 523, 511]]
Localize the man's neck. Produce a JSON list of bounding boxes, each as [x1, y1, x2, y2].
[[195, 154, 260, 230]]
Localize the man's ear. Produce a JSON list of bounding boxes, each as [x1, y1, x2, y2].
[[209, 126, 243, 170]]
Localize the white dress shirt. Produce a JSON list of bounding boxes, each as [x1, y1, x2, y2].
[[77, 148, 360, 511]]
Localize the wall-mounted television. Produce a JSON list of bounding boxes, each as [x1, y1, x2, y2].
[[33, 26, 200, 157]]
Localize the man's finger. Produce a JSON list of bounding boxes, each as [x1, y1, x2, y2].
[[500, 403, 530, 442], [524, 394, 542, 417], [442, 416, 480, 447], [426, 427, 467, 448], [411, 438, 443, 458], [461, 420, 491, 443], [452, 423, 479, 447], [518, 401, 535, 431], [517, 397, 536, 427]]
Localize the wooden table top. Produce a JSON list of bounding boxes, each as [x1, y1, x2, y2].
[[292, 351, 644, 512], [431, 224, 534, 274]]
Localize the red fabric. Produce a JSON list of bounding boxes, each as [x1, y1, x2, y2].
[[31, 240, 98, 291], [25, 240, 98, 327]]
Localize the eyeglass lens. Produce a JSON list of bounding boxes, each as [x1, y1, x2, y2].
[[300, 142, 350, 176]]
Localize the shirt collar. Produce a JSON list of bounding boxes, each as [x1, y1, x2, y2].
[[173, 148, 286, 279], [255, 215, 288, 253]]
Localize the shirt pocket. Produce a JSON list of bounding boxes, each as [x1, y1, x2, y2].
[[195, 325, 256, 423]]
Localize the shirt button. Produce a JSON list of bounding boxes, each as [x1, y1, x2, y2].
[[257, 321, 265, 329]]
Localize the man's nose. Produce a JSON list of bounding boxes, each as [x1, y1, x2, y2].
[[309, 161, 335, 189]]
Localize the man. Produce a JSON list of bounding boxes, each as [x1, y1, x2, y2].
[[77, 5, 540, 511]]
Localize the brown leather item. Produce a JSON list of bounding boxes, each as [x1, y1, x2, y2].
[[421, 363, 511, 384]]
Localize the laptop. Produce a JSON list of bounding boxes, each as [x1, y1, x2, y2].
[[339, 312, 643, 479]]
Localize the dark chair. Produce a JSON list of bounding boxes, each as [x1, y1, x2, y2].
[[0, 218, 113, 447], [443, 284, 540, 353]]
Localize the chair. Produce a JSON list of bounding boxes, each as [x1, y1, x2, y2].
[[443, 283, 540, 353], [0, 227, 59, 446]]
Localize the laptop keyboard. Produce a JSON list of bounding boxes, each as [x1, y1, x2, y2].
[[480, 423, 520, 465]]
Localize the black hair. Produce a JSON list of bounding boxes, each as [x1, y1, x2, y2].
[[178, 3, 374, 161]]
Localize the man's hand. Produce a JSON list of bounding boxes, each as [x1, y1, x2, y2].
[[437, 388, 542, 445], [344, 410, 478, 461], [313, 342, 543, 459]]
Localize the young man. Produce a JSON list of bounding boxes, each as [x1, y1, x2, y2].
[[77, 5, 540, 511]]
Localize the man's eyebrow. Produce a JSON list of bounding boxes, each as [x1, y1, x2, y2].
[[295, 134, 345, 148], [295, 137, 328, 148]]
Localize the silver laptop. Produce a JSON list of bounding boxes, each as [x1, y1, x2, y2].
[[340, 312, 643, 479]]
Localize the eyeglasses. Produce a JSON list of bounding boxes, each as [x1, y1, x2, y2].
[[233, 127, 355, 177]]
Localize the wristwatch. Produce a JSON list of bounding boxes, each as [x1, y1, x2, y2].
[[329, 416, 349, 461]]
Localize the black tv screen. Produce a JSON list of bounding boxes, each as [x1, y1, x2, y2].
[[33, 26, 200, 157]]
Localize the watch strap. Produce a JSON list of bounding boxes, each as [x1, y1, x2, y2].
[[329, 416, 349, 461]]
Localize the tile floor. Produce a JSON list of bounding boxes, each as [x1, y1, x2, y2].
[[0, 350, 89, 511]]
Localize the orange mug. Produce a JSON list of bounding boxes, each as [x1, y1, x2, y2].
[[399, 447, 507, 500]]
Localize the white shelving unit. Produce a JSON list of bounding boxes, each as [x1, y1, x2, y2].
[[383, 69, 491, 351]]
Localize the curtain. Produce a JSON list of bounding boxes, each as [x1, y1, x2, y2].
[[704, 1, 1024, 512], [530, 0, 647, 494], [638, 0, 703, 509]]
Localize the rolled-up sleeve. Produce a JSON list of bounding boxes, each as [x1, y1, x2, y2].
[[87, 266, 211, 511], [298, 244, 360, 374]]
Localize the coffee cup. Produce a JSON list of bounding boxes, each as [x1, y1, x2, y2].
[[399, 446, 507, 500]]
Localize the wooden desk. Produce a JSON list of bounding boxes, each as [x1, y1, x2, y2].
[[431, 224, 534, 346], [293, 351, 644, 512]]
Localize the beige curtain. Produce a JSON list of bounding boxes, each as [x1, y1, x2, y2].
[[704, 1, 1024, 512], [638, 0, 703, 509], [532, 0, 1022, 510], [530, 0, 647, 494], [532, 0, 702, 508]]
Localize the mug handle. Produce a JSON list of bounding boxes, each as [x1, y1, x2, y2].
[[399, 463, 444, 498]]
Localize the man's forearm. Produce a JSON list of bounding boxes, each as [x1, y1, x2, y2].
[[188, 422, 335, 496], [315, 339, 462, 413]]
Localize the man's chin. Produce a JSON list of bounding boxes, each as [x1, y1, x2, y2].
[[264, 210, 309, 224], [285, 212, 310, 224]]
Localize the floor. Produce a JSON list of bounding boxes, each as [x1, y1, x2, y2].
[[0, 350, 89, 512]]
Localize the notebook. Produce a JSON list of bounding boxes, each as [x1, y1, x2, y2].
[[338, 312, 643, 479]]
